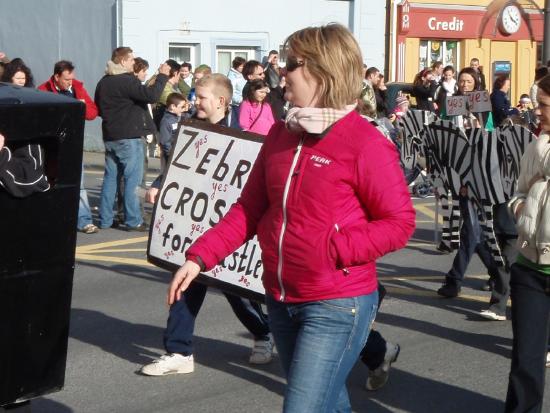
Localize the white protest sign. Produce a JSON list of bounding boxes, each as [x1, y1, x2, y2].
[[147, 120, 265, 300], [446, 91, 492, 116]]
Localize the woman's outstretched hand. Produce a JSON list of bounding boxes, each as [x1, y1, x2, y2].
[[167, 260, 201, 305]]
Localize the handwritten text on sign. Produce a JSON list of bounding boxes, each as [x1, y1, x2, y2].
[[446, 91, 492, 116], [148, 123, 265, 295]]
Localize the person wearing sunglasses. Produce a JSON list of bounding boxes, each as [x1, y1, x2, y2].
[[167, 24, 415, 412]]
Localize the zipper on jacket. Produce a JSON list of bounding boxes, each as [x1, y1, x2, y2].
[[277, 135, 305, 302]]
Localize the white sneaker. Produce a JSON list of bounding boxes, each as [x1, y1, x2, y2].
[[366, 342, 400, 391], [479, 309, 507, 321], [546, 352, 550, 368], [249, 334, 274, 365], [140, 353, 194, 376]]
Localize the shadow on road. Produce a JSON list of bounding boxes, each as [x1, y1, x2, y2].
[[27, 399, 73, 413], [69, 308, 285, 397], [348, 366, 503, 412]]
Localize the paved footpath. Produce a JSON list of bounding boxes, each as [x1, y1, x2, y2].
[[24, 152, 550, 412]]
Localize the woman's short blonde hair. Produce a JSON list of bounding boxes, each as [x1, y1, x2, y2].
[[284, 23, 364, 109]]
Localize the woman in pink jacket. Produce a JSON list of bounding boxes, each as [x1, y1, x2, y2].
[[168, 24, 415, 412], [239, 79, 276, 135]]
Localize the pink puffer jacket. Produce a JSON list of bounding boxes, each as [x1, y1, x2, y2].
[[187, 110, 416, 303]]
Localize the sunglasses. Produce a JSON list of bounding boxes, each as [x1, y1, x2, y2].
[[286, 56, 305, 72]]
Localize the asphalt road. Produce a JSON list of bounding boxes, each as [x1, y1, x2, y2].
[[27, 153, 550, 413]]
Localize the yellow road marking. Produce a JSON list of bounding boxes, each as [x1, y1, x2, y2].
[[75, 253, 154, 267], [84, 169, 159, 177], [88, 248, 146, 253], [76, 236, 148, 253], [414, 203, 443, 224]]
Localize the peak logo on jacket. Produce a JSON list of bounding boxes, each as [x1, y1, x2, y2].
[[310, 155, 332, 167]]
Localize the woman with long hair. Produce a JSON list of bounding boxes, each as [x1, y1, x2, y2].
[[239, 79, 275, 135], [1, 58, 34, 87]]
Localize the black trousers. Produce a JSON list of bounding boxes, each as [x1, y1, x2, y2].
[[505, 263, 550, 413]]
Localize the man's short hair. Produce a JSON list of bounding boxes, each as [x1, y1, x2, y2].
[[181, 62, 192, 71], [194, 64, 212, 76], [53, 60, 75, 76], [195, 74, 233, 108], [165, 59, 181, 77], [268, 50, 278, 57], [133, 57, 149, 74], [112, 47, 133, 64], [365, 67, 380, 79], [166, 92, 187, 107], [232, 56, 246, 70], [242, 60, 262, 80], [470, 58, 480, 64]]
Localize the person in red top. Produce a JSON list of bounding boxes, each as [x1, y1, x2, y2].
[[167, 24, 415, 412], [38, 60, 99, 233]]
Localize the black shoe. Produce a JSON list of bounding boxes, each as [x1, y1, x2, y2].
[[125, 223, 148, 232], [437, 282, 461, 298], [436, 241, 452, 254]]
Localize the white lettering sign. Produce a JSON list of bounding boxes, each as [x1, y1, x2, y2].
[[148, 121, 265, 299], [428, 16, 465, 32]]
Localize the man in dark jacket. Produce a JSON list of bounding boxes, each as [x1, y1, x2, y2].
[[95, 47, 170, 231]]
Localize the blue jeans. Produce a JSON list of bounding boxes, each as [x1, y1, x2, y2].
[[446, 196, 499, 284], [77, 163, 93, 230], [99, 139, 144, 228], [164, 281, 270, 355], [267, 292, 379, 413]]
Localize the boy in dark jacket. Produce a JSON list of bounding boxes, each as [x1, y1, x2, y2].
[[158, 92, 189, 167]]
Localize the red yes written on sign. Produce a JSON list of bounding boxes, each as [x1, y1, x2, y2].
[[446, 91, 491, 116]]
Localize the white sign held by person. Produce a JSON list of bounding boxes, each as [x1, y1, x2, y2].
[[147, 120, 265, 301], [446, 91, 492, 116]]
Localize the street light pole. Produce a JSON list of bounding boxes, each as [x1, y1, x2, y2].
[[544, 0, 550, 64]]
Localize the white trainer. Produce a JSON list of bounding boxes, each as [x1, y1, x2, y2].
[[366, 342, 400, 391], [546, 352, 550, 368], [249, 334, 274, 365], [479, 309, 507, 321], [140, 353, 194, 376]]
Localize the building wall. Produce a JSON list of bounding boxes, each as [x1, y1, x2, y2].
[[0, 0, 117, 151], [390, 0, 543, 104], [121, 0, 387, 73]]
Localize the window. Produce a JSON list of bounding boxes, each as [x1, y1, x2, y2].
[[169, 43, 197, 67], [419, 40, 459, 71], [216, 47, 256, 75]]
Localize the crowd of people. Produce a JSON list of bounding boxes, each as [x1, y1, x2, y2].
[[1, 21, 549, 413]]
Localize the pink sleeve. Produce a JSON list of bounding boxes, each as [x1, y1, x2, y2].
[[331, 132, 416, 266], [239, 101, 253, 130]]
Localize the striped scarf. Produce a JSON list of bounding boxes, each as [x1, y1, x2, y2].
[[285, 104, 357, 134]]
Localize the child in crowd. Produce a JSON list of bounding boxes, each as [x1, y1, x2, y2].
[[238, 79, 275, 135], [142, 73, 273, 377], [391, 93, 410, 121], [158, 92, 189, 168], [516, 94, 537, 132]]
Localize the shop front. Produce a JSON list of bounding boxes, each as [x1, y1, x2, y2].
[[391, 0, 543, 104]]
